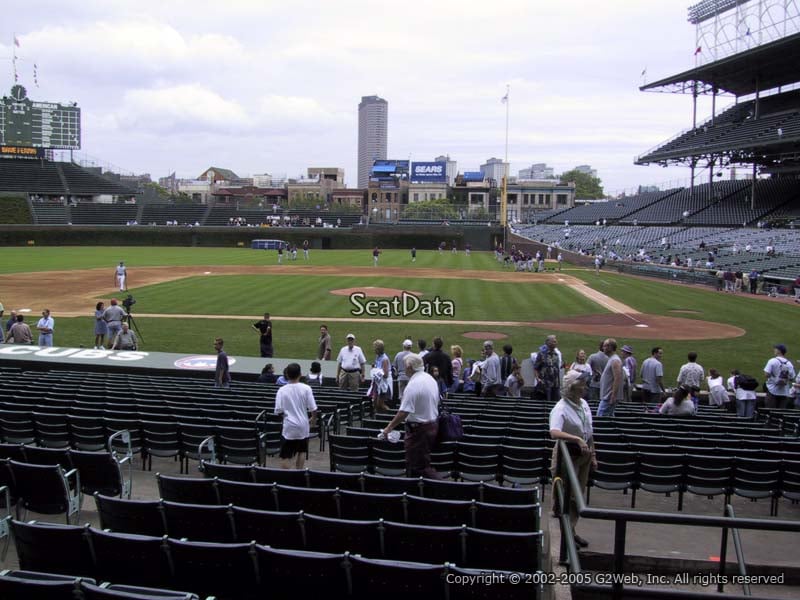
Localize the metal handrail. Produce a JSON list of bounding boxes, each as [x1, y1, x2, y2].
[[723, 504, 751, 596], [555, 440, 795, 600]]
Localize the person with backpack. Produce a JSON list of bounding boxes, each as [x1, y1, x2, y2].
[[732, 371, 759, 417], [764, 344, 796, 409]]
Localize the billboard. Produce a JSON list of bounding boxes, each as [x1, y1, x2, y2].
[[411, 161, 446, 183], [0, 85, 81, 150]]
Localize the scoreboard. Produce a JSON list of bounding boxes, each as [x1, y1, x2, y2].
[[0, 85, 81, 150]]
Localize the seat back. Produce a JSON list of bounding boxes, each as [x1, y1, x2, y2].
[[88, 528, 172, 590], [0, 571, 82, 600], [94, 493, 166, 537], [162, 501, 235, 543], [9, 460, 80, 522], [166, 539, 258, 600], [10, 520, 95, 578], [156, 474, 220, 505], [69, 449, 129, 498]]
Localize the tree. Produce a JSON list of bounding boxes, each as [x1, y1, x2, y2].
[[401, 198, 458, 221], [559, 169, 604, 199]]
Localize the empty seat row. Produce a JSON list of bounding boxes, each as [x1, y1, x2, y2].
[[0, 570, 200, 600], [589, 450, 800, 515], [200, 462, 539, 504], [92, 497, 543, 572], [330, 435, 553, 486], [144, 477, 541, 532]]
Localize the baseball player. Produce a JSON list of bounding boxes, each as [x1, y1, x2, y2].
[[115, 262, 128, 292]]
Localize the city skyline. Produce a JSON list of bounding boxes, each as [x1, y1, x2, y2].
[[2, 1, 747, 194]]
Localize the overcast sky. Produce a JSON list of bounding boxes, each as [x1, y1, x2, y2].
[[3, 0, 724, 194]]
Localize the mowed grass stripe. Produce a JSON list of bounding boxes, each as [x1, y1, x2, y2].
[[129, 274, 605, 321], [0, 247, 503, 274]]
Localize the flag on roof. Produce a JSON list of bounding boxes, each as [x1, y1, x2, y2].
[[14, 35, 20, 47], [694, 46, 702, 55]]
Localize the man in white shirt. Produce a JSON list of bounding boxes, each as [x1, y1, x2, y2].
[[36, 309, 54, 347], [677, 352, 704, 391], [764, 344, 795, 409], [381, 354, 440, 479], [115, 261, 128, 292], [274, 363, 318, 469], [336, 333, 366, 391]]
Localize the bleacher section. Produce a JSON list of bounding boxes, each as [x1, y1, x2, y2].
[[639, 89, 800, 163], [0, 159, 135, 198], [58, 163, 137, 196], [70, 203, 139, 225], [30, 201, 69, 225], [140, 203, 208, 225], [0, 160, 67, 195], [545, 190, 679, 224]]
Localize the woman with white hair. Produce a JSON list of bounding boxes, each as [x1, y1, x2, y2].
[[549, 369, 596, 549]]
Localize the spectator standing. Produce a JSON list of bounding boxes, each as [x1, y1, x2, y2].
[[500, 344, 516, 383], [5, 314, 32, 344], [417, 339, 428, 358], [640, 347, 666, 404], [534, 335, 562, 403], [274, 363, 318, 469], [449, 345, 464, 394], [94, 301, 108, 349], [764, 344, 795, 409], [394, 339, 414, 400], [253, 313, 274, 358], [598, 339, 623, 417], [505, 363, 524, 397], [317, 324, 332, 361], [36, 309, 54, 347], [677, 352, 705, 391], [621, 345, 637, 402], [587, 340, 608, 403], [336, 333, 366, 391], [706, 368, 729, 407], [103, 299, 127, 349], [480, 341, 502, 397], [214, 337, 231, 389], [381, 354, 441, 479], [423, 336, 452, 389], [368, 339, 393, 412], [549, 369, 595, 548]]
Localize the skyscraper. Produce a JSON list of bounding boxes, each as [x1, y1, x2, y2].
[[357, 95, 388, 189]]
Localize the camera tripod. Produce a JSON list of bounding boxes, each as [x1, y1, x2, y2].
[[126, 312, 144, 342]]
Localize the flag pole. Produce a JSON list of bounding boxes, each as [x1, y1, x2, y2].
[[501, 84, 509, 238], [12, 33, 18, 83]]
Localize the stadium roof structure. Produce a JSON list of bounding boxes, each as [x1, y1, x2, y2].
[[640, 32, 800, 96]]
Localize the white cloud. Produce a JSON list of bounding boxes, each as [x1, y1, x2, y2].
[[1, 1, 728, 191]]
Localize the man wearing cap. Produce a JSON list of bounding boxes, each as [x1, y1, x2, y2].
[[480, 340, 502, 397], [103, 299, 127, 349], [114, 261, 128, 292], [381, 353, 441, 479], [533, 335, 562, 403], [336, 333, 367, 391], [764, 344, 795, 409], [394, 339, 415, 401]]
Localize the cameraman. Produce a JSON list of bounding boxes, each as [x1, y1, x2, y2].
[[103, 298, 127, 349], [111, 322, 138, 351]]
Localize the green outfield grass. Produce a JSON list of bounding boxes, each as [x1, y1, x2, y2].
[[0, 246, 500, 273], [3, 247, 799, 383], [131, 274, 602, 321]]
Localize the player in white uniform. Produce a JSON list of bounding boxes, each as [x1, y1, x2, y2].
[[115, 262, 127, 292]]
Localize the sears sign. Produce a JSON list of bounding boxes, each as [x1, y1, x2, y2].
[[411, 161, 447, 183]]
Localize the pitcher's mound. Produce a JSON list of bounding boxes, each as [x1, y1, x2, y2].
[[463, 331, 509, 340], [330, 287, 422, 297]]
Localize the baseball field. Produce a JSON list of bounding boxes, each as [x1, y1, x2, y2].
[[0, 245, 797, 382]]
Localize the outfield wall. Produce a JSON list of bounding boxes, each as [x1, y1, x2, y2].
[[0, 224, 501, 250]]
